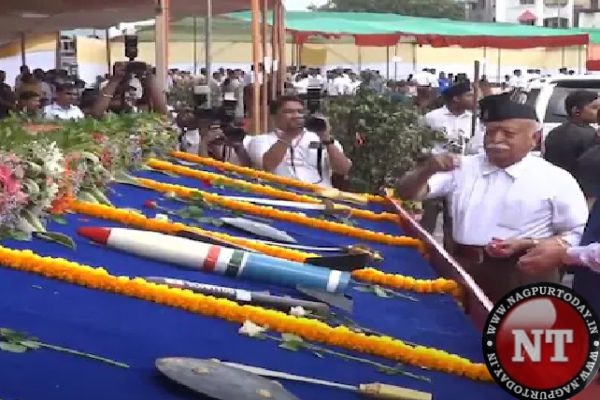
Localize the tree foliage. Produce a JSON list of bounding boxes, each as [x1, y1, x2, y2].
[[326, 88, 444, 194], [312, 0, 466, 20]]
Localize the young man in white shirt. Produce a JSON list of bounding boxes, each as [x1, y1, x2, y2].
[[396, 94, 589, 303], [424, 81, 484, 155], [247, 95, 352, 188], [43, 83, 84, 120]]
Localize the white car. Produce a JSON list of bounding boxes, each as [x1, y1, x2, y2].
[[532, 74, 600, 153]]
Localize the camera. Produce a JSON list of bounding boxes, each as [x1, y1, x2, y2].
[[304, 115, 327, 133], [126, 61, 148, 78]]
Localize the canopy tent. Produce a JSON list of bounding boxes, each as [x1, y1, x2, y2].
[[0, 0, 274, 42], [228, 11, 589, 49]]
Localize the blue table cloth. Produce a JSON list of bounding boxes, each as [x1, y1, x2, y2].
[[0, 161, 512, 400]]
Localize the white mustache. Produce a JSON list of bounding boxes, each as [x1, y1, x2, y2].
[[485, 144, 510, 150]]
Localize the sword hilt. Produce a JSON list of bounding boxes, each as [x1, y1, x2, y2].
[[358, 383, 432, 400]]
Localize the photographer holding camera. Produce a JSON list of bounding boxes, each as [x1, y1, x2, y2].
[[182, 109, 251, 167], [91, 62, 168, 118], [247, 95, 352, 188]]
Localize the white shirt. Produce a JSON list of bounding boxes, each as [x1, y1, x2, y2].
[[247, 130, 344, 188], [328, 77, 348, 96], [426, 154, 589, 246], [566, 244, 600, 272], [509, 75, 527, 89], [424, 106, 484, 154], [43, 103, 85, 120], [413, 71, 432, 86], [293, 78, 309, 95]]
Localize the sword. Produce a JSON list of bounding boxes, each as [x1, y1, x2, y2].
[[219, 360, 432, 400]]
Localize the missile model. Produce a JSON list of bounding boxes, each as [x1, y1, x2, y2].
[[77, 227, 350, 293], [144, 276, 330, 315]]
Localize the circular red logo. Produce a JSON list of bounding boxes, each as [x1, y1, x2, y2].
[[483, 283, 600, 400]]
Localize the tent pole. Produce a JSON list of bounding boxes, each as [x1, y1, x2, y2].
[[105, 29, 111, 74], [251, 0, 261, 134], [278, 1, 286, 95], [412, 43, 416, 71], [482, 46, 487, 76], [358, 46, 362, 72], [205, 0, 213, 78], [20, 32, 26, 66], [155, 0, 169, 93], [578, 45, 582, 74], [261, 0, 269, 133], [471, 60, 480, 139], [394, 43, 398, 81], [496, 49, 501, 84], [271, 1, 279, 101], [55, 32, 61, 70], [561, 47, 565, 69], [193, 17, 198, 75], [386, 46, 390, 80]]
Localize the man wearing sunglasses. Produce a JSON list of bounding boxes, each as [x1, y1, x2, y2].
[[43, 82, 84, 121]]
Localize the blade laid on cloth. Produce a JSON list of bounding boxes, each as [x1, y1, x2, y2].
[[254, 239, 343, 252], [297, 286, 354, 313], [221, 217, 297, 243], [223, 196, 330, 210], [221, 361, 356, 392], [156, 358, 300, 400]]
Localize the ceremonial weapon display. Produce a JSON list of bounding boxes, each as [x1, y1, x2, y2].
[[156, 358, 299, 400], [78, 227, 350, 293], [220, 360, 432, 400], [174, 229, 370, 270], [220, 217, 297, 243], [144, 276, 330, 316]]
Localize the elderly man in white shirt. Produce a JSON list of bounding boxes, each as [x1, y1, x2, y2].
[[396, 93, 589, 303], [247, 95, 352, 188], [43, 83, 84, 120]]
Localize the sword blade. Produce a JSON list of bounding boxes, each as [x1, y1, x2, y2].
[[221, 361, 357, 392]]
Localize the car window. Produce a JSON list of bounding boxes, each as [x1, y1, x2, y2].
[[544, 81, 600, 123]]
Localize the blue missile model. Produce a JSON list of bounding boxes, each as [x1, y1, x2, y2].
[[77, 227, 350, 293]]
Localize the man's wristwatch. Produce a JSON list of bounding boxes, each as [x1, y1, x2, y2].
[[321, 138, 335, 146]]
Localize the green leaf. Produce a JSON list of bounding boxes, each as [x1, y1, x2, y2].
[[35, 232, 77, 250], [278, 341, 302, 352], [281, 333, 304, 343], [186, 205, 204, 218], [51, 215, 68, 225], [10, 231, 32, 241], [0, 342, 28, 353], [20, 340, 41, 350]]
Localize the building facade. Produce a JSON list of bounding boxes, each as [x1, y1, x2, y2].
[[468, 0, 575, 27], [574, 0, 600, 27]]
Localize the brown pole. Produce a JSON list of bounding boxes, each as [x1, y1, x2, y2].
[[261, 0, 269, 133], [251, 0, 261, 134], [471, 60, 481, 142], [278, 1, 286, 95], [20, 32, 26, 66], [55, 32, 61, 70], [271, 2, 279, 101], [105, 29, 111, 74]]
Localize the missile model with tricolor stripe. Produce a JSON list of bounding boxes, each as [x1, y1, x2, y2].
[[77, 227, 350, 293]]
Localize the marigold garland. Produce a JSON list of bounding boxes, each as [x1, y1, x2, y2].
[[68, 201, 459, 297], [352, 268, 461, 298], [147, 158, 399, 223], [0, 245, 491, 382], [171, 151, 386, 203], [134, 177, 425, 251]]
